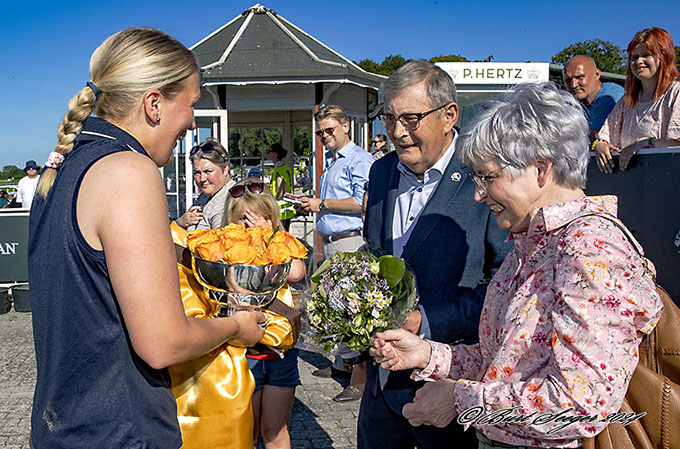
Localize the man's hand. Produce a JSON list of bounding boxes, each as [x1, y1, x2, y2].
[[594, 141, 619, 174], [369, 329, 431, 371], [401, 309, 422, 334], [402, 380, 458, 427], [299, 196, 322, 213]]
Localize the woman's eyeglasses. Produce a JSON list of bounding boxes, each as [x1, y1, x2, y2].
[[470, 166, 507, 193], [190, 141, 228, 161], [229, 182, 266, 198]]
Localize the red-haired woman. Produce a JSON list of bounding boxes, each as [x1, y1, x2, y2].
[[594, 27, 680, 173]]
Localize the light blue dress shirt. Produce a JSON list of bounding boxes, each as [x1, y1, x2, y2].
[[317, 141, 373, 237]]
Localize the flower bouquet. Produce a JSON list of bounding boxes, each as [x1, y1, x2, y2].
[[187, 224, 307, 317], [301, 251, 418, 355]]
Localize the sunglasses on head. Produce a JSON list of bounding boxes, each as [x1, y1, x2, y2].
[[229, 182, 266, 198], [190, 141, 228, 161]]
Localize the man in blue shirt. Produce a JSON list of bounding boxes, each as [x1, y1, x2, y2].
[[300, 105, 373, 258], [563, 55, 624, 142], [299, 104, 373, 402]]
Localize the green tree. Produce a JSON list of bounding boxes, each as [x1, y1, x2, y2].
[[380, 55, 410, 75], [357, 58, 381, 74], [357, 54, 411, 76], [293, 126, 311, 156], [676, 46, 680, 73], [552, 39, 627, 74], [0, 165, 24, 181], [429, 54, 469, 63]]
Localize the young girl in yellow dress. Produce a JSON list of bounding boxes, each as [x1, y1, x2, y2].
[[170, 176, 305, 449]]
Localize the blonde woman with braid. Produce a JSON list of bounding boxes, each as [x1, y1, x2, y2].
[[28, 27, 266, 449]]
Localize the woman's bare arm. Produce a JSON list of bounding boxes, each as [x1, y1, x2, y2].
[[77, 152, 264, 369]]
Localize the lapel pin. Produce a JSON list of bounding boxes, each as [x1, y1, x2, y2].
[[451, 172, 461, 182]]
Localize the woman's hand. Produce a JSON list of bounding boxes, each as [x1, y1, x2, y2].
[[594, 141, 619, 174], [243, 208, 272, 228], [619, 139, 648, 170], [402, 379, 458, 427], [369, 329, 431, 371], [228, 310, 267, 347], [176, 205, 204, 228]]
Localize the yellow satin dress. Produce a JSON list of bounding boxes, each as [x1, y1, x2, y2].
[[170, 223, 294, 449]]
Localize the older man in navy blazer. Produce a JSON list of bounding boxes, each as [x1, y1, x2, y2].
[[358, 61, 511, 449]]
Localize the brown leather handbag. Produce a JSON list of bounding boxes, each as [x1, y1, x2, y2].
[[579, 215, 680, 449]]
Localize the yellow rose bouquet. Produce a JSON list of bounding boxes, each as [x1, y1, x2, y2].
[[187, 224, 308, 265], [186, 224, 308, 319]]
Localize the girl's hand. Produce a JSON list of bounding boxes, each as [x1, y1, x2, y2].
[[243, 208, 272, 228], [619, 139, 648, 171], [594, 141, 619, 174]]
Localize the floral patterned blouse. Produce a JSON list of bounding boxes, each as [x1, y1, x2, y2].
[[597, 80, 680, 149], [412, 196, 663, 448]]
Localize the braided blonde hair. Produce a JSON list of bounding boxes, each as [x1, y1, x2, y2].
[[37, 27, 198, 198]]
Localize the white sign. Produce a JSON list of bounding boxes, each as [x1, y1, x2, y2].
[[436, 62, 550, 85]]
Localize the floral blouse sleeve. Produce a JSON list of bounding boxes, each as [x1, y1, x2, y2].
[[412, 341, 483, 382], [447, 218, 661, 444]]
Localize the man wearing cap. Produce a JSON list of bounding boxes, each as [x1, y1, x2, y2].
[[16, 160, 41, 210], [563, 55, 624, 142]]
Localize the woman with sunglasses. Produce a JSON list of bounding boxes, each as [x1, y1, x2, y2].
[[594, 27, 680, 173], [27, 28, 266, 449], [176, 138, 235, 230]]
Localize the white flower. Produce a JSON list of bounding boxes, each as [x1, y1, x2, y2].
[[371, 307, 381, 318], [347, 292, 361, 314], [351, 315, 363, 328]]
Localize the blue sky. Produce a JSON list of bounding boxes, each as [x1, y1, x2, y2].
[[1, 0, 678, 168]]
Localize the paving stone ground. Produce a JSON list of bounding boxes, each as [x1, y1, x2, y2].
[[0, 309, 361, 448]]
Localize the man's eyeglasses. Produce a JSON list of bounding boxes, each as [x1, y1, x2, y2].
[[379, 104, 448, 130], [190, 141, 228, 162], [315, 124, 339, 137], [470, 166, 507, 193], [229, 182, 266, 198]]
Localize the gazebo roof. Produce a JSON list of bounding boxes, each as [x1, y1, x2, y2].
[[191, 4, 385, 88]]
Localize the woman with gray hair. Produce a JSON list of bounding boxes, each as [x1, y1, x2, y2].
[[369, 82, 662, 448]]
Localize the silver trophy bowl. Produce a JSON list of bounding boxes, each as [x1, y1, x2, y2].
[[192, 255, 291, 317]]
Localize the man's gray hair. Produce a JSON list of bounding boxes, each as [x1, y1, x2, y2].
[[381, 60, 457, 112], [456, 82, 589, 189]]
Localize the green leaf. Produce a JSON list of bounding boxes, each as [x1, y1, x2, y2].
[[310, 257, 332, 286], [377, 255, 406, 290]]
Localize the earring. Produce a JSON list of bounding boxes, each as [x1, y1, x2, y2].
[[156, 116, 161, 123]]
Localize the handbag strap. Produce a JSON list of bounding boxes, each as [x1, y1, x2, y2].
[[565, 212, 654, 281], [563, 212, 658, 372]]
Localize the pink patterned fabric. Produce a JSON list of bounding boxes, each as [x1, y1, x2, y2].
[[597, 80, 680, 148], [412, 196, 663, 448]]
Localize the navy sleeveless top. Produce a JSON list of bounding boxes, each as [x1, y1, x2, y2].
[[28, 117, 182, 449]]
